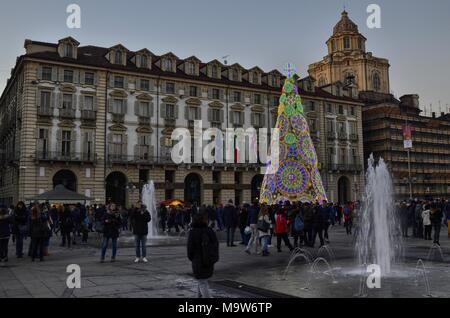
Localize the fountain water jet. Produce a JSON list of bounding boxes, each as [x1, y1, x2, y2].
[[282, 253, 312, 280], [141, 181, 159, 238], [356, 154, 403, 275]]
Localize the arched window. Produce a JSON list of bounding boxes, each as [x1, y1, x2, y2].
[[373, 73, 381, 91], [343, 37, 350, 49]]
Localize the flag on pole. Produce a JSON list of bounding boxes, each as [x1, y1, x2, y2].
[[403, 125, 413, 149]]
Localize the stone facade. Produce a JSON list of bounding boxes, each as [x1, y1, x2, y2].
[[0, 35, 365, 207]]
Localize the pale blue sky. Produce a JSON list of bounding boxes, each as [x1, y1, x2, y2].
[[1, 0, 449, 114]]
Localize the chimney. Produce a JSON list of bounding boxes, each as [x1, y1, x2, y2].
[[432, 112, 436, 118]]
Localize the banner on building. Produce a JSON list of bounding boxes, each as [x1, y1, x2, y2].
[[403, 125, 413, 149]]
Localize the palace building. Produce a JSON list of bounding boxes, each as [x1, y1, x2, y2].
[[0, 33, 365, 207]]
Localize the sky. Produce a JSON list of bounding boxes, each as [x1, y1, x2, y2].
[[0, 0, 449, 115]]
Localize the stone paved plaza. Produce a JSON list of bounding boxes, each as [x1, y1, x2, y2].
[[0, 226, 449, 298]]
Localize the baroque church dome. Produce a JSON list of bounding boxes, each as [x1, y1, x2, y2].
[[333, 11, 359, 34]]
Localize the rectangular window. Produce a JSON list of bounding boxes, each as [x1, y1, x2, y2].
[[166, 82, 175, 94], [42, 67, 52, 81], [309, 101, 316, 111], [141, 55, 148, 68], [187, 62, 195, 75], [271, 76, 278, 87], [253, 113, 264, 127], [327, 103, 333, 113], [40, 91, 51, 108], [84, 96, 94, 110], [232, 111, 243, 125], [37, 128, 49, 154], [189, 86, 198, 97], [211, 65, 218, 78], [165, 104, 175, 119], [309, 119, 317, 132], [340, 148, 347, 164], [114, 76, 124, 89], [84, 72, 95, 85], [64, 70, 74, 83], [164, 59, 173, 72], [272, 96, 279, 106], [115, 51, 122, 65], [338, 105, 344, 114], [140, 79, 150, 91], [139, 101, 150, 117], [211, 109, 221, 122], [188, 107, 201, 121], [253, 94, 261, 105], [64, 44, 73, 58], [112, 99, 125, 114], [344, 37, 350, 49], [212, 88, 220, 100], [62, 94, 73, 109], [111, 134, 123, 155], [233, 91, 242, 103], [62, 131, 71, 156], [326, 120, 334, 133], [350, 106, 355, 116]]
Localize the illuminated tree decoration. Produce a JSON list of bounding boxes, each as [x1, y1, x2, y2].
[[260, 67, 327, 204]]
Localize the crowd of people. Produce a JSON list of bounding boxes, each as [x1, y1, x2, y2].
[[397, 199, 450, 246]]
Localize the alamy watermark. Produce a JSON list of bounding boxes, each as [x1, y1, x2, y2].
[[66, 264, 81, 289], [170, 121, 279, 174], [367, 4, 381, 29], [66, 4, 81, 29]]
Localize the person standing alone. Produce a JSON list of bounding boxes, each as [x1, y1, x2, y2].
[[131, 202, 151, 263], [187, 213, 219, 298]]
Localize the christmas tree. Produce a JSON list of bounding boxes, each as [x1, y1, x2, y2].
[[260, 66, 327, 204]]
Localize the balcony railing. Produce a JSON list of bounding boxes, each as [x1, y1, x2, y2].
[[328, 163, 363, 172], [338, 132, 347, 140], [138, 116, 151, 126], [38, 107, 53, 117], [112, 113, 125, 123], [59, 108, 76, 119], [81, 110, 97, 121], [327, 131, 335, 139], [36, 151, 96, 163]]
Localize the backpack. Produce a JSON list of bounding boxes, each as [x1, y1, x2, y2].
[[294, 215, 304, 232], [201, 229, 219, 267]]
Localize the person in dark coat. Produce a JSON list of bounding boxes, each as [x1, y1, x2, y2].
[[12, 201, 29, 258], [222, 200, 238, 247], [430, 203, 443, 245], [130, 202, 151, 263], [302, 203, 314, 245], [30, 205, 47, 262], [60, 205, 74, 248], [187, 212, 219, 298], [238, 204, 250, 245], [100, 204, 122, 263], [0, 205, 11, 262], [311, 203, 325, 247]]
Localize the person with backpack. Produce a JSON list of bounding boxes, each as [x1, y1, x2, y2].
[[274, 208, 294, 253], [130, 201, 151, 263], [257, 204, 272, 257], [187, 212, 219, 298], [292, 204, 305, 248]]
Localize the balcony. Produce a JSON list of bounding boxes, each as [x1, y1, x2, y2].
[[338, 132, 347, 141], [164, 118, 176, 126], [81, 110, 97, 121], [349, 133, 358, 141], [0, 151, 20, 166], [59, 108, 76, 119], [36, 151, 96, 163], [327, 131, 336, 139], [138, 116, 151, 126], [112, 113, 125, 123], [38, 107, 53, 117], [328, 163, 363, 172]]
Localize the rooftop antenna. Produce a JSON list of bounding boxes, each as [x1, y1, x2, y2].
[[222, 55, 230, 65]]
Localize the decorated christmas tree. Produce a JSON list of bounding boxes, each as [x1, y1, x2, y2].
[[260, 65, 327, 204]]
